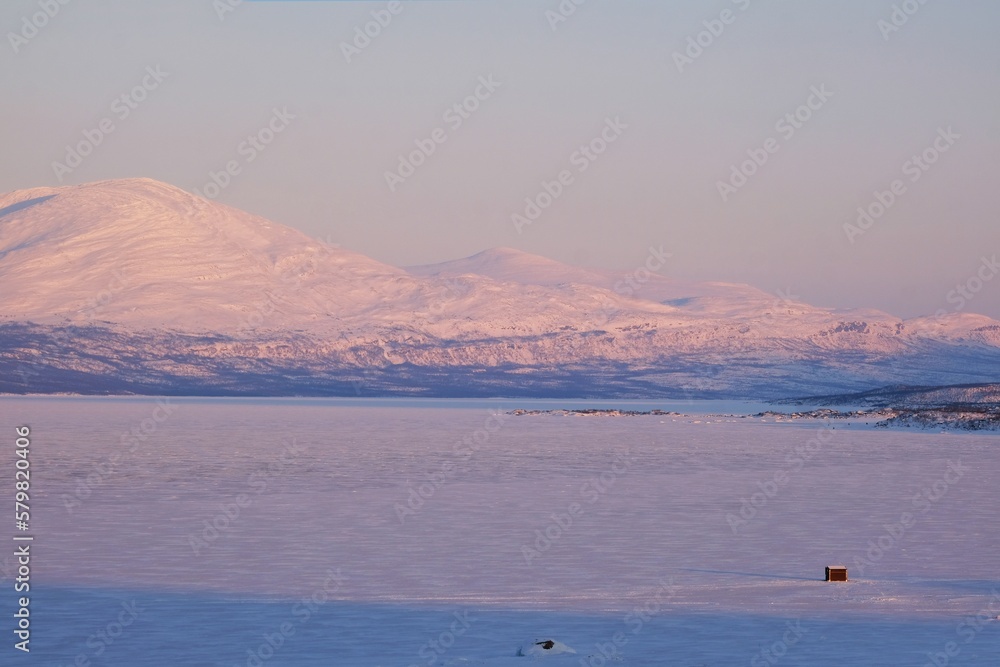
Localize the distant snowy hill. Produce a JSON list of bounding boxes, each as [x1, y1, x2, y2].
[[2, 178, 999, 397], [408, 246, 791, 318], [0, 178, 408, 330], [787, 382, 1000, 409]]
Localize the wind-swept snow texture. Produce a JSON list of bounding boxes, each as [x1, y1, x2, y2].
[[3, 398, 998, 665]]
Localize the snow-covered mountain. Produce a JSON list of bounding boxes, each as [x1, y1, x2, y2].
[[408, 246, 792, 318], [1, 178, 999, 397], [0, 179, 676, 338]]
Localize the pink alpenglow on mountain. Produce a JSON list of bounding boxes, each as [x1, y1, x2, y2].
[[2, 179, 999, 397]]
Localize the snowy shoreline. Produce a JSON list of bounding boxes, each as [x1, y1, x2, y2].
[[508, 406, 1000, 432]]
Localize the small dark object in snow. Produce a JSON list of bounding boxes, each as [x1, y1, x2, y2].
[[826, 565, 848, 581], [517, 638, 576, 656]]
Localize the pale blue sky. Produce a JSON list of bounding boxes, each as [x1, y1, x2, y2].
[[3, 0, 999, 319]]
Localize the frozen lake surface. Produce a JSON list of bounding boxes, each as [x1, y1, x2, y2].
[[2, 397, 999, 665]]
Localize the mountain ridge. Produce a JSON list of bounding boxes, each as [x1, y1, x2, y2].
[[2, 178, 999, 397]]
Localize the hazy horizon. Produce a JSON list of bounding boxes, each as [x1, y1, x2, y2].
[[3, 0, 999, 319]]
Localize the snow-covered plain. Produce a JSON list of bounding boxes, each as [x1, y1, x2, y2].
[[3, 397, 999, 665]]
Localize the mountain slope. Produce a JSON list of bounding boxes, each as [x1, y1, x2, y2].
[[0, 179, 681, 339], [0, 178, 411, 330], [1, 178, 999, 398], [407, 247, 801, 319]]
